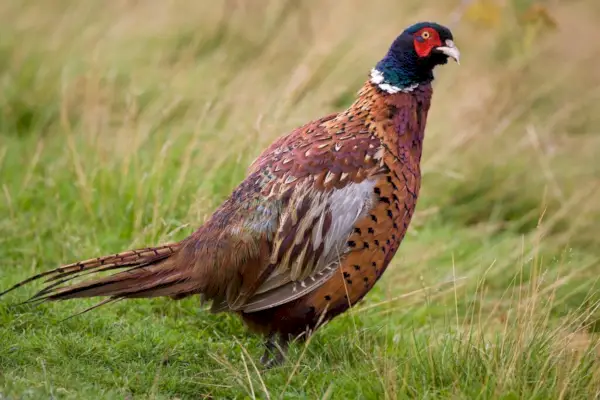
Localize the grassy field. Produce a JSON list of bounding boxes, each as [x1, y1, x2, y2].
[[1, 0, 600, 398]]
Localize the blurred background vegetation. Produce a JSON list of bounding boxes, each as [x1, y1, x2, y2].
[[1, 0, 599, 398]]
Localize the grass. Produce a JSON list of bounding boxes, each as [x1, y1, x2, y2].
[[1, 0, 600, 398]]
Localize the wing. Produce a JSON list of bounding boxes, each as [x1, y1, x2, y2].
[[208, 111, 388, 312], [240, 176, 380, 312]]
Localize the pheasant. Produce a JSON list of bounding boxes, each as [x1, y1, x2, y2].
[[1, 22, 459, 367]]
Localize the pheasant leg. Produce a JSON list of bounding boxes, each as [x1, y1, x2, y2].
[[260, 335, 288, 368]]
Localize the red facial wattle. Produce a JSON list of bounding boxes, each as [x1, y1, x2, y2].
[[413, 28, 442, 58]]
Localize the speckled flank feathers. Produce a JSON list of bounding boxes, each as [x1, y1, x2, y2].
[[1, 21, 458, 367]]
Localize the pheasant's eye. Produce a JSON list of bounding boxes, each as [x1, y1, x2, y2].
[[421, 31, 431, 40]]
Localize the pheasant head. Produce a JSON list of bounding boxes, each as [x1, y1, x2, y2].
[[371, 22, 459, 94]]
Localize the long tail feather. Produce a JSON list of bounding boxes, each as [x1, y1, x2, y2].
[[0, 243, 181, 301], [44, 265, 184, 300], [59, 297, 123, 322]]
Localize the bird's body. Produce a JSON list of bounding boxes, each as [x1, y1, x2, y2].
[[1, 22, 459, 366], [237, 81, 431, 338]]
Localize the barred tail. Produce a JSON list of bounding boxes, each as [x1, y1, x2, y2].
[[0, 243, 182, 303]]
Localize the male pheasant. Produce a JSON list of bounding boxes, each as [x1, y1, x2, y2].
[[1, 22, 459, 367]]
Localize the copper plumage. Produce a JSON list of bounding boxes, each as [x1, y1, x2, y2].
[[1, 21, 459, 367]]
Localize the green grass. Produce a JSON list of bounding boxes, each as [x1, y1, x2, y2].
[[1, 0, 600, 398]]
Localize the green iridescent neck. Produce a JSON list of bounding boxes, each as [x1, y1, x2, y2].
[[370, 52, 434, 94]]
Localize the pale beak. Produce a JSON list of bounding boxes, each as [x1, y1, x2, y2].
[[436, 39, 460, 65]]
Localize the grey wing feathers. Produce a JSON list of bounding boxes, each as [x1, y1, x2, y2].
[[241, 178, 378, 312]]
